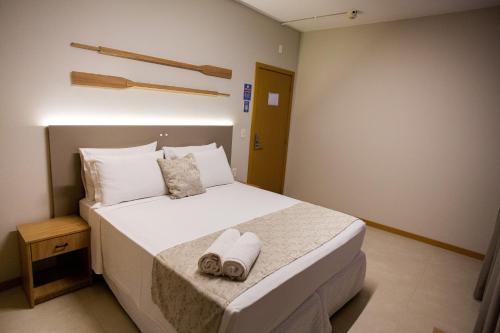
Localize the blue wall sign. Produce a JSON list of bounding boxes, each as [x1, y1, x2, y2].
[[243, 100, 250, 113], [243, 83, 252, 101]]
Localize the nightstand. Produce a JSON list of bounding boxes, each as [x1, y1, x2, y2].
[[17, 215, 92, 307]]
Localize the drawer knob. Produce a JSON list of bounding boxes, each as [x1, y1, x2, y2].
[[54, 242, 68, 250]]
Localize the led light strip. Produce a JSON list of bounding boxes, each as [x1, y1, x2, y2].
[[41, 116, 233, 126]]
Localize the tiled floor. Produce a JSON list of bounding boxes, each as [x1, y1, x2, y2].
[[331, 227, 482, 333], [0, 278, 139, 333], [0, 227, 482, 333]]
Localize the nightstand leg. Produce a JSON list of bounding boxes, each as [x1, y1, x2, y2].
[[18, 234, 34, 307]]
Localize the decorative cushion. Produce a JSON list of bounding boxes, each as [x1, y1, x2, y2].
[[157, 154, 206, 199]]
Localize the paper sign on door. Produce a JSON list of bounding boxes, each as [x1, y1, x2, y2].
[[268, 92, 279, 106]]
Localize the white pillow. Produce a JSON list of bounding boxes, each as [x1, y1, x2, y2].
[[79, 142, 157, 201], [162, 143, 216, 159], [192, 147, 234, 188], [91, 151, 166, 206]]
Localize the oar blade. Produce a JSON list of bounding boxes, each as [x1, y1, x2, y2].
[[71, 71, 129, 89], [199, 65, 232, 79]]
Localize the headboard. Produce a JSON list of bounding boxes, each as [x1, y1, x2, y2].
[[48, 125, 233, 217]]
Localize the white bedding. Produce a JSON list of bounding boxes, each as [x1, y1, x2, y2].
[[80, 182, 365, 333]]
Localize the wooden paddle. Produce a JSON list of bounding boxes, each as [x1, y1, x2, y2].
[[70, 71, 230, 97], [71, 43, 232, 79]]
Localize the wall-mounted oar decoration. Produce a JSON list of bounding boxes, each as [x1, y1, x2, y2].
[[71, 71, 230, 97], [71, 42, 232, 79]]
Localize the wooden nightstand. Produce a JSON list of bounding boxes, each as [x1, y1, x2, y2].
[[17, 215, 92, 307]]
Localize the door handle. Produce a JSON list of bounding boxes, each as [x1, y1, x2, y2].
[[254, 133, 263, 150]]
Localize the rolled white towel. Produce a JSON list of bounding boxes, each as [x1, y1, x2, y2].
[[222, 232, 262, 281], [198, 228, 240, 276]]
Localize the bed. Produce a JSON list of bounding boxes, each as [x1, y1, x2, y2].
[[48, 125, 366, 333]]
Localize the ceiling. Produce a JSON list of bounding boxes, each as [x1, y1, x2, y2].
[[236, 0, 500, 31]]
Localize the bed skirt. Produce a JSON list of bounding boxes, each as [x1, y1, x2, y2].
[[104, 251, 366, 333]]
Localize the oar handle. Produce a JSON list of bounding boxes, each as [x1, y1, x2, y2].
[[99, 47, 196, 72], [131, 81, 230, 96], [70, 42, 99, 52], [71, 42, 192, 71]]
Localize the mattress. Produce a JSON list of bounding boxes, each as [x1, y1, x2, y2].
[[80, 182, 365, 333]]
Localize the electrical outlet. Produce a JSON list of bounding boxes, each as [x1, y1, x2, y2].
[[240, 128, 247, 138]]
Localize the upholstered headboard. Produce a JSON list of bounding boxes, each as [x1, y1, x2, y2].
[[48, 125, 233, 216]]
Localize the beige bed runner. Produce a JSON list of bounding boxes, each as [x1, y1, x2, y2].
[[151, 202, 359, 333]]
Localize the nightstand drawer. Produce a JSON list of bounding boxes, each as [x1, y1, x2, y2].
[[31, 232, 89, 261]]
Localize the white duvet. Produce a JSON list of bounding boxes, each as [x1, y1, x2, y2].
[[80, 182, 365, 333]]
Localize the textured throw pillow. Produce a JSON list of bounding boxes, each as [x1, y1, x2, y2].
[[157, 154, 206, 199]]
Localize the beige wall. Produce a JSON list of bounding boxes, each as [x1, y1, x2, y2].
[[0, 0, 299, 282], [285, 7, 500, 254]]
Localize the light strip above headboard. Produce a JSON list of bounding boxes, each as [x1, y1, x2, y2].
[[41, 115, 233, 126], [48, 125, 233, 216]]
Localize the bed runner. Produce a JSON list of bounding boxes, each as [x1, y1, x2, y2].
[[151, 202, 359, 333]]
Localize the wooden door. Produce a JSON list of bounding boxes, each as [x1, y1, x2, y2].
[[247, 63, 294, 193]]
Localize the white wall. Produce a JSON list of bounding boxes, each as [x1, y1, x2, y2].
[[0, 0, 300, 282], [285, 7, 500, 254]]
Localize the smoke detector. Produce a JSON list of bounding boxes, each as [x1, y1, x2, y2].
[[348, 10, 359, 19]]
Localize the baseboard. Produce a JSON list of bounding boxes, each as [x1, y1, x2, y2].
[[364, 219, 485, 260], [0, 276, 21, 292]]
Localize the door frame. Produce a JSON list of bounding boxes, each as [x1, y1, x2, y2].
[[247, 62, 295, 193]]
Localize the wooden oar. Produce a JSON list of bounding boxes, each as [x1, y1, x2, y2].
[[70, 71, 230, 97], [71, 42, 232, 79]]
